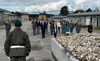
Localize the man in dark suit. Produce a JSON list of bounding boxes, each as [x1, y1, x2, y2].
[[36, 19, 40, 34], [45, 19, 48, 33], [41, 19, 46, 38], [5, 20, 11, 38]]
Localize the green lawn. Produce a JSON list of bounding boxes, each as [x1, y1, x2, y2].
[[94, 27, 100, 30]]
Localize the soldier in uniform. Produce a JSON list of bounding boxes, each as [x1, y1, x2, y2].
[[4, 19, 31, 61]]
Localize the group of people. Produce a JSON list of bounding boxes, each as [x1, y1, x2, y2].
[[31, 19, 48, 38], [50, 20, 93, 38]]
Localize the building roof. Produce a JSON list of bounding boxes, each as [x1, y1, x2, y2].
[[68, 11, 100, 16], [50, 16, 67, 19], [0, 8, 10, 12], [4, 12, 15, 16]]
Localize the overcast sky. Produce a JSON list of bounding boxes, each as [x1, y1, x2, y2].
[[0, 0, 100, 15]]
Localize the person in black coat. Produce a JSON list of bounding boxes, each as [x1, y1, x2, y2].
[[53, 21, 58, 38], [41, 19, 46, 38], [5, 20, 11, 38], [88, 22, 93, 33]]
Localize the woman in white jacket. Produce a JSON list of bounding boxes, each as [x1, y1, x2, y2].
[[57, 21, 61, 34]]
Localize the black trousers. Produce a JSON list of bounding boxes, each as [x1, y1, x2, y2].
[[70, 29, 73, 33], [10, 56, 26, 61], [54, 32, 57, 38], [6, 30, 10, 38], [58, 27, 60, 33], [42, 29, 45, 38]]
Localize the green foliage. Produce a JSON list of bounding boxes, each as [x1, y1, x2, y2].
[[86, 8, 92, 12], [60, 6, 69, 16], [94, 27, 100, 30], [74, 10, 84, 13], [63, 33, 70, 36]]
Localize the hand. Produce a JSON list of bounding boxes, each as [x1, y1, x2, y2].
[[90, 29, 91, 31]]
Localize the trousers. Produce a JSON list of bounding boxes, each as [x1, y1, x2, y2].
[[33, 28, 36, 35], [37, 26, 40, 34], [54, 32, 57, 38], [6, 30, 10, 38], [42, 29, 45, 38]]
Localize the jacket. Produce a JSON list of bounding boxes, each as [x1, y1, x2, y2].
[[75, 23, 81, 31], [57, 22, 61, 27], [65, 24, 70, 32], [36, 21, 40, 26], [32, 21, 37, 28], [5, 22, 11, 31], [4, 28, 31, 56], [88, 25, 93, 32], [45, 22, 48, 29], [41, 22, 46, 30], [53, 24, 58, 33]]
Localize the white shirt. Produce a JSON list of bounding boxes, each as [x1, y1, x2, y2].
[[54, 24, 57, 33]]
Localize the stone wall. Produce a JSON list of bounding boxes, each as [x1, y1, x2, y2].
[[38, 15, 46, 20], [21, 15, 29, 21]]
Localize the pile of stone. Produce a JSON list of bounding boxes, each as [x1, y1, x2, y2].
[[56, 33, 100, 61]]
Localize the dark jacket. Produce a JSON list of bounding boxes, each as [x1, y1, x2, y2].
[[45, 22, 48, 29], [50, 22, 54, 29], [75, 23, 81, 31], [70, 23, 74, 29], [4, 28, 31, 56], [32, 21, 37, 28], [53, 24, 58, 33], [5, 22, 11, 31], [41, 22, 46, 30], [88, 25, 93, 33], [36, 21, 40, 26]]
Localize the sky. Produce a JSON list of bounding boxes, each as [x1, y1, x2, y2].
[[0, 0, 100, 15]]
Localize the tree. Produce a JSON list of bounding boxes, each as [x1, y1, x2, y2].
[[43, 11, 50, 18], [15, 11, 21, 16], [43, 11, 46, 14], [60, 6, 69, 16], [86, 8, 92, 12], [74, 10, 84, 13]]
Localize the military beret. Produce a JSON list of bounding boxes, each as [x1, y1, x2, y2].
[[14, 19, 22, 26]]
